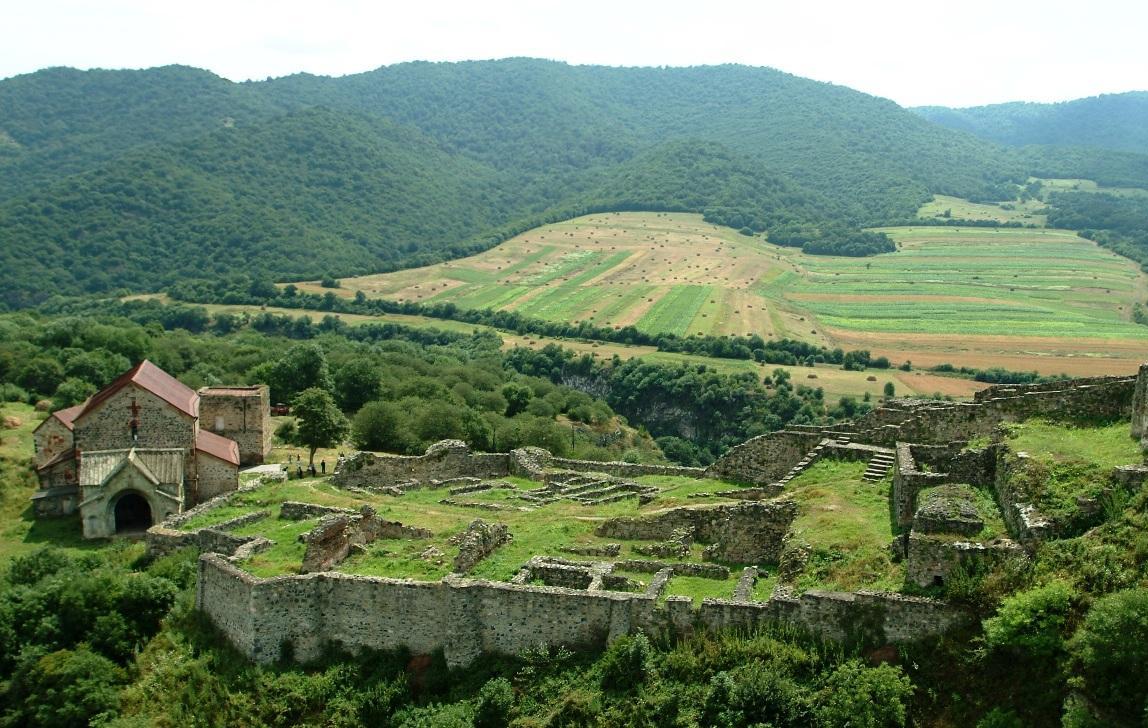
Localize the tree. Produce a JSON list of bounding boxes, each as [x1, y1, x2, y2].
[[814, 660, 912, 727], [1068, 587, 1148, 720], [883, 381, 895, 399], [292, 388, 349, 466], [266, 344, 333, 403], [352, 401, 404, 452], [333, 358, 384, 413], [501, 382, 532, 417]]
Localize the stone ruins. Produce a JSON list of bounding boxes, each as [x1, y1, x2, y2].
[[153, 367, 1147, 667]]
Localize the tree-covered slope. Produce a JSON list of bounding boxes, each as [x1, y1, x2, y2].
[[3, 59, 1147, 307], [0, 65, 281, 200], [259, 60, 1025, 221], [0, 108, 510, 307], [915, 92, 1148, 156]]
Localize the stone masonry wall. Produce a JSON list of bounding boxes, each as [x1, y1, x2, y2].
[[549, 457, 706, 479], [705, 431, 824, 485], [197, 555, 969, 667], [595, 501, 797, 564], [1132, 364, 1148, 442], [195, 451, 239, 501], [198, 387, 272, 465], [74, 384, 196, 454], [33, 417, 72, 469], [333, 441, 510, 488], [906, 533, 1025, 588]]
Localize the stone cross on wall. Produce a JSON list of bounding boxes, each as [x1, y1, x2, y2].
[[129, 397, 140, 444]]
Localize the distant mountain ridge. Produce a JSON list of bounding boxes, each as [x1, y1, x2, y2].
[[1, 59, 1146, 307], [914, 92, 1148, 155]]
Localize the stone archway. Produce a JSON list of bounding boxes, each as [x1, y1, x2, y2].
[[113, 492, 153, 534]]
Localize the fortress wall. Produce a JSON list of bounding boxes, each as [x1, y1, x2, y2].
[[595, 501, 797, 564], [334, 449, 510, 487], [705, 430, 824, 485], [549, 457, 706, 479], [317, 576, 451, 664], [197, 555, 259, 657], [1132, 365, 1148, 440], [197, 554, 967, 668], [697, 590, 968, 645]]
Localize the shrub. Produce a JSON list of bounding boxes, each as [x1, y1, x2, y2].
[[1068, 588, 1148, 720], [599, 633, 655, 692], [4, 647, 125, 727], [982, 580, 1076, 658], [814, 660, 912, 728], [474, 677, 514, 728]]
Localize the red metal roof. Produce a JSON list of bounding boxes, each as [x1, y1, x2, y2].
[[32, 402, 86, 435], [75, 360, 198, 424], [195, 429, 240, 466], [35, 448, 76, 472]]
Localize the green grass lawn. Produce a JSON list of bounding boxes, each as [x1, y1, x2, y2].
[[782, 459, 904, 592], [663, 574, 738, 603], [1002, 419, 1144, 522], [1003, 419, 1143, 469]]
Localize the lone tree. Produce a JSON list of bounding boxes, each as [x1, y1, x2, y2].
[[292, 388, 349, 467]]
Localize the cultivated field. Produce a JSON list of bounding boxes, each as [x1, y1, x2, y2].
[[917, 194, 1047, 225], [311, 210, 1148, 378]]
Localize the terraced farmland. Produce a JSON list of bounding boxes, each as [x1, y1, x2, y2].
[[302, 210, 1148, 377]]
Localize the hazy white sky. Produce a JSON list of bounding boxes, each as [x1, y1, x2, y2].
[[4, 0, 1146, 107]]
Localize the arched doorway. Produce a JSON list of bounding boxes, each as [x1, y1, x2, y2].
[[114, 492, 153, 534]]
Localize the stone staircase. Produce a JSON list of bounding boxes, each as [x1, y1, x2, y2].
[[862, 451, 896, 481], [771, 440, 830, 490]]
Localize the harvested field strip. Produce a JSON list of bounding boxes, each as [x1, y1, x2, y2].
[[498, 245, 557, 277], [451, 285, 533, 311], [637, 285, 712, 336], [514, 251, 634, 319], [585, 284, 656, 325], [522, 250, 604, 286]]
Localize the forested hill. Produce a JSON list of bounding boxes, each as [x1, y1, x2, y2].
[[1, 59, 1146, 307], [914, 92, 1148, 156]]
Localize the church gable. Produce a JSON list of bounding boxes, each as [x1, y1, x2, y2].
[[73, 383, 197, 453]]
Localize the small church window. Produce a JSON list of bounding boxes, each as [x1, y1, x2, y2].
[[214, 416, 225, 432]]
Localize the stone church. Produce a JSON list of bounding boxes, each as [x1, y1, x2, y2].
[[31, 360, 271, 538]]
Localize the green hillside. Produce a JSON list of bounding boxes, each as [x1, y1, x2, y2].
[[915, 92, 1148, 156], [2, 60, 1148, 308]]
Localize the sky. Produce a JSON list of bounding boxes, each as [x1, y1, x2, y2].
[[4, 0, 1146, 108]]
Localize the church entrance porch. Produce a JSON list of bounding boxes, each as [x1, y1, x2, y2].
[[113, 492, 152, 534]]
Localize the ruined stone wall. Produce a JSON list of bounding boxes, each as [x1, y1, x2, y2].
[[33, 417, 72, 468], [197, 555, 969, 668], [699, 589, 969, 645], [705, 431, 824, 485], [195, 451, 239, 501], [198, 387, 272, 465], [74, 385, 196, 454], [893, 443, 1001, 530], [906, 533, 1025, 588], [1132, 364, 1148, 442], [333, 441, 510, 488], [549, 457, 706, 479], [596, 501, 797, 564], [147, 523, 263, 559], [991, 449, 1053, 545]]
